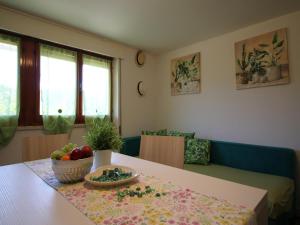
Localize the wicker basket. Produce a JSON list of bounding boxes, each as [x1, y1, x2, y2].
[[52, 157, 93, 183]]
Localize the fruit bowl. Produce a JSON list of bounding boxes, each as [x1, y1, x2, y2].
[[52, 156, 93, 183]]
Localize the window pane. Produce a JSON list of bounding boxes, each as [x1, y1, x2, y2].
[[0, 36, 19, 116], [82, 55, 111, 116], [40, 44, 77, 116]]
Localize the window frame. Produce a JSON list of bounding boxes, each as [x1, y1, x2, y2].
[[0, 29, 113, 126]]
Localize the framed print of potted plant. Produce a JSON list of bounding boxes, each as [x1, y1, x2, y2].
[[235, 28, 289, 90], [171, 53, 201, 95]]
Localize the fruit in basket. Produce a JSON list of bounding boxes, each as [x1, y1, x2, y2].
[[51, 143, 93, 160], [70, 147, 83, 160], [51, 150, 66, 160], [61, 154, 71, 160], [62, 143, 78, 153], [81, 145, 93, 158]]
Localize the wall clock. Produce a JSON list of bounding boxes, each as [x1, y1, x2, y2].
[[137, 81, 145, 96], [136, 50, 145, 66]]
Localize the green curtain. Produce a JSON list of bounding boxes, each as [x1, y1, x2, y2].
[[83, 54, 111, 68], [40, 44, 76, 62], [40, 44, 77, 134], [0, 34, 20, 147], [43, 115, 75, 134]]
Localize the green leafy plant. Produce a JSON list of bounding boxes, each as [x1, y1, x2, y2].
[[237, 43, 253, 73], [84, 117, 122, 151], [236, 43, 269, 80], [256, 32, 284, 67], [174, 55, 198, 82], [269, 32, 284, 66], [248, 48, 269, 77]]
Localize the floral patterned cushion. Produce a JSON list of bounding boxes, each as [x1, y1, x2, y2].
[[167, 130, 195, 150], [167, 130, 195, 139], [141, 129, 168, 136], [185, 138, 210, 165]]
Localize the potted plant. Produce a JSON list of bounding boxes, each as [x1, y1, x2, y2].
[[247, 47, 269, 83], [236, 43, 252, 84], [173, 55, 199, 91], [265, 32, 284, 81], [84, 117, 122, 168]]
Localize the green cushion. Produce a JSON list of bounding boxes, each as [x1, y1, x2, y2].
[[167, 130, 195, 139], [184, 138, 210, 165], [141, 129, 167, 136], [184, 163, 294, 219], [167, 130, 195, 150]]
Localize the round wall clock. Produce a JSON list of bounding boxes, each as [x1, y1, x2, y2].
[[137, 81, 145, 96], [136, 50, 145, 66]]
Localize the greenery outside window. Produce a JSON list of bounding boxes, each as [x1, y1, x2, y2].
[[0, 33, 20, 146]]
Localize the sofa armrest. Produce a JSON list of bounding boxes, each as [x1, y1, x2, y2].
[[120, 136, 141, 156]]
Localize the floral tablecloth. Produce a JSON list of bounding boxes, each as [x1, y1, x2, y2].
[[25, 159, 256, 225]]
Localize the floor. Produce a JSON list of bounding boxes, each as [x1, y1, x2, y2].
[[295, 217, 300, 225]]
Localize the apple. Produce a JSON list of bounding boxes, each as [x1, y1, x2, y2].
[[81, 145, 93, 158], [70, 147, 83, 160]]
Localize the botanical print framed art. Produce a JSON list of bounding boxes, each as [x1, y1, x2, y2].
[[171, 53, 201, 95], [235, 28, 289, 90]]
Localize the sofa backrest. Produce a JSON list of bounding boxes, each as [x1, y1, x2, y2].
[[121, 136, 296, 179], [210, 140, 295, 179]]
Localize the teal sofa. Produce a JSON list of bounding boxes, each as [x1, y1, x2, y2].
[[121, 136, 296, 225]]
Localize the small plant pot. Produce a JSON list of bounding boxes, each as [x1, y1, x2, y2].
[[252, 73, 260, 83], [266, 66, 281, 82], [93, 150, 112, 169], [238, 73, 248, 84], [259, 76, 268, 83]]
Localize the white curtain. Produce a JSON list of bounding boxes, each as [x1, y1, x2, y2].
[[82, 54, 111, 118], [40, 44, 77, 134], [112, 58, 121, 135]]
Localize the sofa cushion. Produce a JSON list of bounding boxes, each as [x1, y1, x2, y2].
[[141, 129, 167, 136], [184, 138, 210, 165], [184, 163, 294, 219], [167, 130, 195, 139], [167, 130, 195, 151]]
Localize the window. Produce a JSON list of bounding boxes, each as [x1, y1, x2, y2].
[[0, 29, 112, 126], [82, 54, 111, 117], [40, 44, 77, 116], [0, 34, 19, 116]]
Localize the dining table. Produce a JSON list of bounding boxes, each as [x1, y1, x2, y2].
[[0, 152, 268, 225]]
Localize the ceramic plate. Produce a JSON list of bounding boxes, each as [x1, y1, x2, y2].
[[84, 165, 139, 187]]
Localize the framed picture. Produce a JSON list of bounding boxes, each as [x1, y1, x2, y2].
[[171, 53, 201, 95], [235, 28, 289, 90]]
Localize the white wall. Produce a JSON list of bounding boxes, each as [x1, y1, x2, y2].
[[0, 6, 158, 165], [156, 11, 300, 212]]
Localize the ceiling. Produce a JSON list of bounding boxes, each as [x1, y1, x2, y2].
[[1, 0, 300, 53]]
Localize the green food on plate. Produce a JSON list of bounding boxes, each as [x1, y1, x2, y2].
[[91, 168, 132, 182]]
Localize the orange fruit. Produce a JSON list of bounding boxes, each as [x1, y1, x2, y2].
[[61, 155, 70, 160]]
